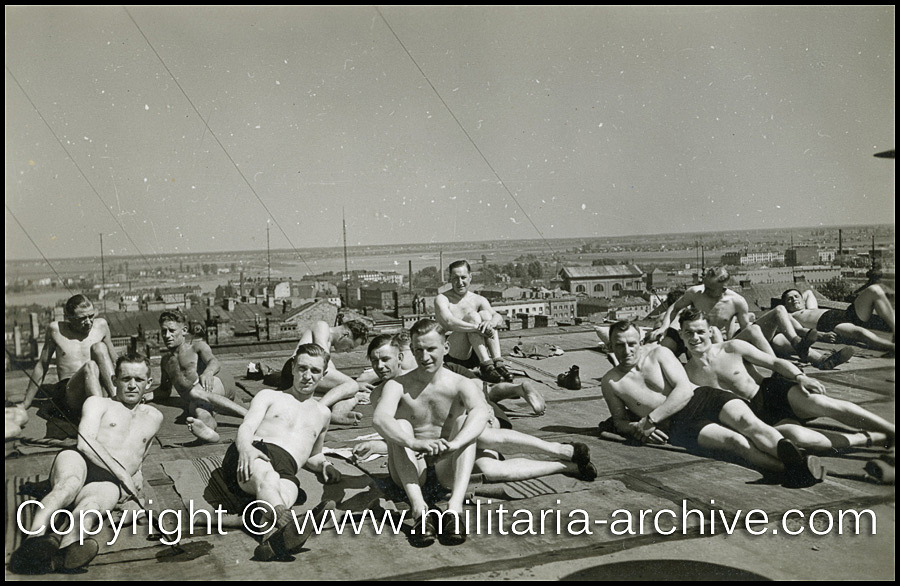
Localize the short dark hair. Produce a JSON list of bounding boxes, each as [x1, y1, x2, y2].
[[64, 294, 93, 317], [608, 320, 640, 345], [395, 329, 411, 347], [367, 334, 400, 358], [295, 342, 330, 369], [409, 318, 445, 340], [448, 260, 471, 275], [679, 306, 707, 328], [780, 288, 802, 305], [115, 353, 151, 376], [159, 309, 187, 325], [703, 267, 730, 283], [343, 320, 369, 344]]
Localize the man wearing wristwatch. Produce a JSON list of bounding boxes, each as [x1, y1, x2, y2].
[[601, 319, 827, 487], [680, 307, 894, 451]]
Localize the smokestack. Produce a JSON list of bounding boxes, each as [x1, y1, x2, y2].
[[30, 313, 40, 339], [409, 260, 413, 294], [838, 229, 842, 255], [14, 326, 23, 357]]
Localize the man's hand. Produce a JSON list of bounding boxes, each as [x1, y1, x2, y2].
[[321, 461, 342, 485], [357, 381, 376, 393], [817, 332, 839, 344], [331, 411, 363, 426], [797, 374, 827, 395], [237, 445, 270, 484], [412, 438, 449, 457], [647, 327, 666, 343], [199, 371, 215, 393]]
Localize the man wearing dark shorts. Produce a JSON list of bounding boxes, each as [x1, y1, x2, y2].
[[601, 320, 826, 487], [231, 343, 342, 561]]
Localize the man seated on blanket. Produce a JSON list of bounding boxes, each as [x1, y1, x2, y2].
[[373, 319, 492, 546], [356, 334, 592, 483], [223, 342, 342, 562], [601, 320, 827, 488], [10, 353, 163, 574], [782, 286, 895, 356], [273, 319, 370, 425]]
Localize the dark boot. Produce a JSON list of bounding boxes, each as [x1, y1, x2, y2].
[[557, 365, 581, 390]]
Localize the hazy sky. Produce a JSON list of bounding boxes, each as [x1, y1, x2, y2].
[[5, 6, 895, 263]]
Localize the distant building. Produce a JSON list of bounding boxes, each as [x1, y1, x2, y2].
[[557, 265, 644, 299], [785, 246, 819, 267]]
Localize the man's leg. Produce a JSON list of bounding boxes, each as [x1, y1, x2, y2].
[[787, 387, 895, 437], [90, 343, 117, 398], [486, 381, 545, 415], [52, 481, 120, 570], [695, 422, 783, 471], [185, 377, 248, 443], [386, 420, 430, 517], [435, 415, 478, 516], [853, 284, 895, 335], [833, 323, 894, 352], [749, 306, 817, 359], [474, 454, 571, 482], [238, 457, 305, 560], [716, 399, 786, 468], [773, 422, 888, 452], [477, 427, 569, 460], [64, 362, 104, 413]]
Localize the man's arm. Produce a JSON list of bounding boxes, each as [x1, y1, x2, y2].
[[600, 375, 645, 441], [729, 340, 826, 395], [235, 391, 274, 483], [443, 377, 490, 452], [433, 295, 480, 333], [650, 291, 695, 341], [474, 295, 505, 329], [303, 425, 342, 484], [318, 367, 361, 408], [22, 326, 58, 409], [194, 340, 221, 393], [648, 348, 695, 424], [373, 380, 446, 455], [732, 295, 753, 333], [77, 397, 141, 498], [152, 358, 174, 401], [801, 290, 820, 310], [97, 318, 118, 366]]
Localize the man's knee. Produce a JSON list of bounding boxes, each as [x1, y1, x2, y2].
[[90, 342, 110, 360], [80, 360, 100, 379]]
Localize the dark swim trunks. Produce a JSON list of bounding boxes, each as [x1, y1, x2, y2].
[[816, 306, 890, 334], [222, 440, 301, 503], [749, 376, 811, 426], [444, 352, 482, 371], [666, 386, 740, 450], [56, 448, 131, 500]]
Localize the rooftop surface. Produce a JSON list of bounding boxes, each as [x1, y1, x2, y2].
[[4, 325, 895, 580]]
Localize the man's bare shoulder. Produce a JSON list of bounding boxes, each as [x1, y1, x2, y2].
[[684, 285, 705, 297], [189, 338, 214, 354], [135, 403, 164, 422]]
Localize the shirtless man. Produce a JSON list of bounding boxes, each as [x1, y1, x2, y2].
[[601, 320, 826, 487], [275, 319, 369, 425], [649, 267, 847, 369], [155, 310, 247, 443], [357, 335, 590, 482], [680, 307, 894, 452], [435, 260, 513, 384], [782, 287, 895, 355], [10, 354, 163, 574], [21, 295, 117, 415], [223, 343, 342, 561], [373, 319, 491, 546]]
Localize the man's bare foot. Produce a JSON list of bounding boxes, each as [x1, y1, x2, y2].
[[353, 440, 388, 462], [187, 417, 220, 443], [518, 381, 546, 416], [331, 411, 363, 426]]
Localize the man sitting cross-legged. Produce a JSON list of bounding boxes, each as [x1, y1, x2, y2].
[[680, 307, 894, 452], [223, 343, 342, 561], [782, 286, 895, 355], [602, 320, 826, 488], [356, 334, 594, 484], [373, 319, 491, 546], [10, 354, 163, 574], [155, 309, 248, 443]]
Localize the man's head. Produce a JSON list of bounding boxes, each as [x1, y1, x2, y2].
[[409, 318, 448, 373], [678, 306, 714, 354], [448, 260, 472, 296], [367, 334, 403, 381], [701, 267, 730, 296], [293, 343, 330, 395], [781, 289, 806, 313], [333, 320, 369, 353], [395, 329, 412, 349], [159, 309, 189, 351], [608, 320, 642, 368], [64, 294, 96, 335], [114, 353, 153, 408]]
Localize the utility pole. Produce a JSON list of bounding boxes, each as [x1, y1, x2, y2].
[[99, 233, 106, 313], [342, 208, 350, 310], [266, 220, 271, 293]]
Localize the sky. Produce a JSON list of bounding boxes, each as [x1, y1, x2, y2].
[[5, 5, 895, 263]]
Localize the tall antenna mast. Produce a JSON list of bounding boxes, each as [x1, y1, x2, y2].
[[342, 208, 350, 309], [99, 233, 106, 313], [266, 219, 271, 292]]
